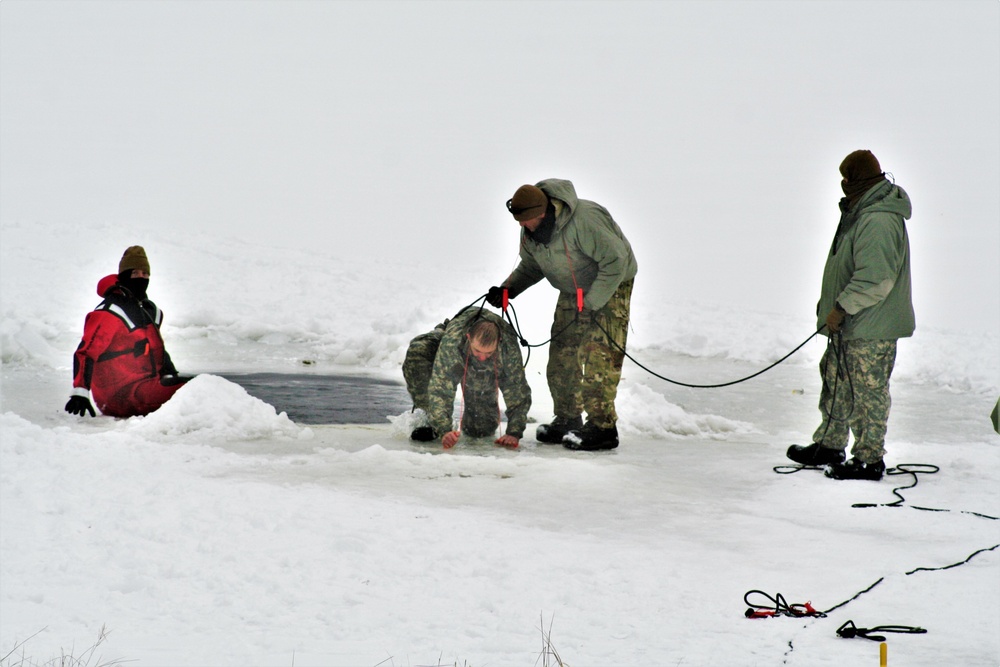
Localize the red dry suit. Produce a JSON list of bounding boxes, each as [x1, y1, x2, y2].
[[71, 274, 186, 417]]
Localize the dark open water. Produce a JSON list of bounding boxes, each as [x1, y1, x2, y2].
[[221, 373, 412, 425]]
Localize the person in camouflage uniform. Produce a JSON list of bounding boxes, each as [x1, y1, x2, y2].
[[487, 179, 637, 451], [787, 150, 915, 480], [402, 307, 530, 449]]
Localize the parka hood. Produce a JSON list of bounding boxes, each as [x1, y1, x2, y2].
[[847, 181, 912, 220], [97, 274, 118, 297], [97, 273, 150, 302], [537, 179, 580, 228], [867, 183, 912, 220]]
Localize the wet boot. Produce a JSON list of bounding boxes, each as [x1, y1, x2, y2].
[[563, 422, 619, 451], [786, 442, 846, 466], [824, 457, 886, 481], [536, 415, 583, 444]]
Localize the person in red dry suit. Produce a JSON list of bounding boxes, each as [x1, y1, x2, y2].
[[64, 246, 190, 418]]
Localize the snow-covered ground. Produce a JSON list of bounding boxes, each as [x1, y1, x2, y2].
[[1, 219, 998, 666]]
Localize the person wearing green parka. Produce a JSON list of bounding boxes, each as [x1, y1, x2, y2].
[[787, 150, 915, 481], [486, 178, 638, 451]]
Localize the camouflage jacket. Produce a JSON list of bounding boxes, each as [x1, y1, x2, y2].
[[425, 308, 531, 438]]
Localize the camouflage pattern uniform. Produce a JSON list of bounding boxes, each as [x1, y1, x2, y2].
[[813, 339, 897, 463], [402, 308, 530, 439], [548, 279, 633, 428]]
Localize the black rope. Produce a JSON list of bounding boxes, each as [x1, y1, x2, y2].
[[851, 463, 940, 509], [775, 462, 1000, 520], [493, 294, 825, 388], [905, 543, 1000, 575], [743, 544, 1000, 636], [818, 543, 1000, 616], [602, 319, 827, 389], [744, 590, 826, 619], [504, 303, 575, 346], [836, 619, 927, 642], [821, 577, 886, 615], [819, 332, 856, 423], [774, 334, 856, 476]]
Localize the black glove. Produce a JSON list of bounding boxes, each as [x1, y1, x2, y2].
[[410, 426, 436, 442], [160, 374, 193, 386], [65, 395, 96, 417], [486, 286, 505, 308]]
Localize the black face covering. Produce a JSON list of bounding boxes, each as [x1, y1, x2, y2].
[[117, 272, 149, 301], [526, 203, 557, 245]]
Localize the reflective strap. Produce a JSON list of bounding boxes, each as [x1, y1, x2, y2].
[[107, 303, 137, 330]]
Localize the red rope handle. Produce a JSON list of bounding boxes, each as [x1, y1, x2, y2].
[[562, 236, 583, 312]]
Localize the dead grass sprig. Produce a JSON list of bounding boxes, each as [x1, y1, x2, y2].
[[1, 625, 130, 667]]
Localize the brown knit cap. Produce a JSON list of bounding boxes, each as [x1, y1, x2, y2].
[[506, 184, 548, 221], [119, 246, 150, 275], [839, 150, 883, 183]]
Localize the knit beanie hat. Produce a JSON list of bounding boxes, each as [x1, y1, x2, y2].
[[840, 150, 883, 183], [840, 150, 886, 205], [506, 184, 548, 221], [119, 246, 150, 275]]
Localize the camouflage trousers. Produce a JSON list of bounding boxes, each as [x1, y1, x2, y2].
[[402, 322, 447, 415], [548, 279, 633, 428], [813, 338, 897, 464]]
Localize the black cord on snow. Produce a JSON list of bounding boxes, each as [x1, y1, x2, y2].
[[851, 463, 940, 509], [744, 590, 827, 619], [906, 543, 1000, 575], [743, 544, 1000, 639], [836, 619, 927, 642], [775, 461, 1000, 521], [821, 577, 887, 616], [818, 542, 1000, 616]]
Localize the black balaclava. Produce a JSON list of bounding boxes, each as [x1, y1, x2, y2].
[[117, 270, 149, 301], [526, 203, 557, 245], [840, 149, 886, 209]]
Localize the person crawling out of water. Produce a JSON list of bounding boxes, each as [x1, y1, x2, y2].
[[402, 307, 531, 449]]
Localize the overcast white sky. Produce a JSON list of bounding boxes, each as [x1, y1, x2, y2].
[[2, 1, 998, 334]]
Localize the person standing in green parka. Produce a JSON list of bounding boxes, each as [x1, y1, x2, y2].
[[402, 308, 530, 449], [787, 150, 915, 480], [487, 179, 638, 451]]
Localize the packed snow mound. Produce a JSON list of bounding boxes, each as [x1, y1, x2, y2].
[[617, 383, 755, 439], [119, 374, 311, 442]]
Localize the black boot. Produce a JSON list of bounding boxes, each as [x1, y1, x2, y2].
[[563, 422, 619, 451], [536, 415, 583, 444], [410, 426, 436, 442], [824, 457, 886, 481], [786, 442, 846, 466]]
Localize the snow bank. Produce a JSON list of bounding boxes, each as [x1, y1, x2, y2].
[[120, 374, 310, 442]]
